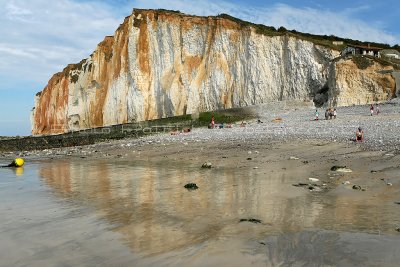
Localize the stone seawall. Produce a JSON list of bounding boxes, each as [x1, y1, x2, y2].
[[1, 119, 193, 152], [4, 105, 255, 152]]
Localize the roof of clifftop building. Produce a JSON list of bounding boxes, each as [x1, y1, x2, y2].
[[347, 44, 383, 51]]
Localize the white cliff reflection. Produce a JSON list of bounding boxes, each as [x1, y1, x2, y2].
[[39, 159, 399, 256]]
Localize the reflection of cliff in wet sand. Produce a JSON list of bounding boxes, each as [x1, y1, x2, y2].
[[38, 138, 400, 265]]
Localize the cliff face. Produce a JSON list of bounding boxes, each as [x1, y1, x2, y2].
[[31, 9, 396, 135], [331, 60, 396, 105]]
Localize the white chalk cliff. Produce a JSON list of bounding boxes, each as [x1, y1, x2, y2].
[[31, 9, 396, 135]]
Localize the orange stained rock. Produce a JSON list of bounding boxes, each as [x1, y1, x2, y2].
[[31, 9, 397, 135]]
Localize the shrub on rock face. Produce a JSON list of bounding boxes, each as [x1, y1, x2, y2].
[[352, 56, 374, 70]]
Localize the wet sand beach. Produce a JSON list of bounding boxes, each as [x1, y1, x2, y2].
[[1, 103, 400, 266]]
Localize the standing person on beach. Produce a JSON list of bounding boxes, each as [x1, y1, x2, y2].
[[370, 104, 374, 116], [333, 108, 337, 119], [376, 104, 380, 115], [211, 115, 215, 129], [315, 109, 319, 120], [356, 127, 364, 142], [325, 109, 329, 120]]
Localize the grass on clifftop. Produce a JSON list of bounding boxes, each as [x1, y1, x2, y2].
[[215, 13, 394, 51]]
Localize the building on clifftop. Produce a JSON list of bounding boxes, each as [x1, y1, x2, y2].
[[342, 44, 383, 57]]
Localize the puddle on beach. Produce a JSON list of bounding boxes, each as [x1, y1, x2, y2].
[[1, 158, 400, 266]]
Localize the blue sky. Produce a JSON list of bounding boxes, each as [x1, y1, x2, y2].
[[0, 0, 399, 136]]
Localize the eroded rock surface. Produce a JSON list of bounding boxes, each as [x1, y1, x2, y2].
[[31, 9, 396, 135]]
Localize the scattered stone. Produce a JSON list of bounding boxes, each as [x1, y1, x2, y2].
[[239, 218, 262, 224], [289, 156, 299, 160], [184, 183, 199, 190], [293, 183, 326, 192], [331, 166, 352, 172], [293, 183, 309, 187], [381, 178, 393, 186], [272, 117, 283, 123], [394, 201, 400, 205], [302, 160, 309, 164], [253, 167, 259, 169], [331, 165, 345, 171], [308, 177, 319, 182], [370, 170, 378, 173], [201, 162, 212, 168], [247, 157, 252, 160], [396, 228, 400, 232], [342, 181, 351, 185], [352, 185, 365, 191]]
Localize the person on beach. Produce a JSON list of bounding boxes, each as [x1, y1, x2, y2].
[[315, 109, 319, 120], [356, 127, 364, 142], [325, 109, 329, 120], [211, 115, 215, 129], [329, 108, 334, 119], [333, 108, 337, 119], [376, 104, 380, 115], [370, 104, 374, 116]]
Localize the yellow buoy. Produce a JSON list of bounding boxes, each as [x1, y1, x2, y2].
[[13, 158, 25, 167]]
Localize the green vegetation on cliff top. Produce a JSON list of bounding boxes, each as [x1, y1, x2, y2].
[[59, 9, 400, 85], [150, 9, 399, 69], [215, 13, 393, 51], [144, 9, 396, 52]]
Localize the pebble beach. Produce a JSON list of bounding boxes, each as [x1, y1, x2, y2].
[[3, 100, 399, 160], [1, 101, 400, 267]]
